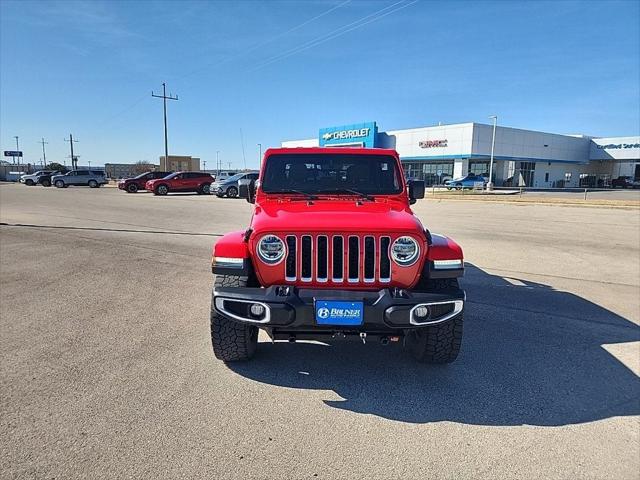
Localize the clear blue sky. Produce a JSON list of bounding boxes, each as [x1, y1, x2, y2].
[[1, 0, 639, 169]]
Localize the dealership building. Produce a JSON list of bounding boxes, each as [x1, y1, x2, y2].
[[282, 122, 640, 187]]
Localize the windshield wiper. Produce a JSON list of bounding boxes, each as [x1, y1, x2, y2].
[[316, 188, 375, 201], [268, 189, 317, 200]]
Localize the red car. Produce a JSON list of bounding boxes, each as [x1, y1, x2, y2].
[[209, 147, 466, 364], [145, 171, 215, 195], [118, 171, 172, 193]]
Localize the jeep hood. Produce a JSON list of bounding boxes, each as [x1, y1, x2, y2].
[[251, 199, 425, 235]]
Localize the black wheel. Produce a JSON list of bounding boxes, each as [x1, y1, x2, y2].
[[88, 180, 98, 188], [446, 187, 452, 191], [199, 183, 211, 195], [405, 278, 463, 364], [54, 180, 65, 188], [155, 184, 168, 196], [455, 184, 462, 191], [41, 179, 51, 187], [227, 186, 238, 198], [210, 275, 259, 362], [126, 183, 138, 193], [25, 179, 35, 186]]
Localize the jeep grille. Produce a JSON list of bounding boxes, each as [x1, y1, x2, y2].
[[284, 234, 391, 284]]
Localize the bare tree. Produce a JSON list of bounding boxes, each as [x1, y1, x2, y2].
[[133, 160, 154, 175]]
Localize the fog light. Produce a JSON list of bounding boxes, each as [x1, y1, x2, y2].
[[414, 306, 429, 319], [250, 303, 265, 317]]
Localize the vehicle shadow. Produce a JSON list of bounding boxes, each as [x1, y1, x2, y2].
[[228, 264, 640, 426]]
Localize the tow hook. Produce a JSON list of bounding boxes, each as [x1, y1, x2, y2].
[[360, 332, 366, 344], [380, 336, 389, 346]]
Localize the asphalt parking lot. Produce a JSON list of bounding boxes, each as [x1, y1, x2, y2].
[[1, 183, 639, 479]]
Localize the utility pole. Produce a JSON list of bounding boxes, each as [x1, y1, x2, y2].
[[38, 138, 48, 168], [203, 160, 207, 171], [228, 162, 232, 170], [14, 136, 19, 169], [216, 151, 220, 174], [152, 83, 178, 170], [65, 134, 79, 170], [257, 143, 262, 166], [487, 115, 497, 191]]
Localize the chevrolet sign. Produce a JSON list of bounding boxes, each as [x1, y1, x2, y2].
[[322, 128, 370, 142], [419, 140, 448, 148]]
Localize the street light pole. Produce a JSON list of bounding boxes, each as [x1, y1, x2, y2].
[[216, 151, 220, 174], [257, 143, 262, 166], [14, 136, 19, 169], [487, 115, 497, 191]]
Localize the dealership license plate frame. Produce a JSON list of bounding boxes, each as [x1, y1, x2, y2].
[[315, 300, 364, 326]]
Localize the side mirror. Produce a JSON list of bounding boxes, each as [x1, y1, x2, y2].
[[238, 179, 256, 204], [408, 179, 425, 204]]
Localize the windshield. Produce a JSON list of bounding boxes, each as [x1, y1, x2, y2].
[[133, 172, 151, 179], [162, 172, 180, 180], [261, 154, 402, 195]]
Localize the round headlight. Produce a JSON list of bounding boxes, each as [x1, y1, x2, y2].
[[390, 236, 419, 266], [257, 235, 285, 264]]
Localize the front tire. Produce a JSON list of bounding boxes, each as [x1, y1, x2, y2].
[[155, 184, 168, 196], [405, 278, 463, 364], [126, 183, 138, 193], [210, 275, 258, 362], [54, 180, 65, 188], [227, 186, 238, 198], [25, 179, 35, 186]]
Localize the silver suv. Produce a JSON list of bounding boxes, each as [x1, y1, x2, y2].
[[212, 171, 259, 198], [19, 170, 59, 186], [51, 170, 108, 188]]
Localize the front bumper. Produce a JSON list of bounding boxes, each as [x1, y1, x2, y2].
[[212, 285, 465, 332]]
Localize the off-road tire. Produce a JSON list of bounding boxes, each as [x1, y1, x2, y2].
[[227, 186, 238, 198], [127, 183, 138, 193], [210, 275, 258, 362], [406, 278, 463, 364]]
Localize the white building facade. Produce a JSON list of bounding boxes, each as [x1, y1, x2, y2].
[[282, 122, 640, 188]]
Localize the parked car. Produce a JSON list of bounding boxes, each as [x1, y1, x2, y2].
[[51, 170, 108, 188], [209, 147, 465, 364], [145, 171, 214, 195], [211, 171, 259, 197], [118, 171, 172, 193], [611, 176, 640, 189], [444, 173, 487, 190], [214, 171, 238, 182], [19, 170, 58, 186]]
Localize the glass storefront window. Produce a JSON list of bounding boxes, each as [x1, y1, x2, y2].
[[469, 161, 490, 177], [402, 161, 454, 186]]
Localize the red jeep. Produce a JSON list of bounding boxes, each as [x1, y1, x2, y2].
[[210, 148, 465, 363], [145, 171, 214, 195]]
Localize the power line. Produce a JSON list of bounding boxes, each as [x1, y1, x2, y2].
[[152, 83, 179, 170], [250, 0, 418, 72], [176, 0, 353, 81]]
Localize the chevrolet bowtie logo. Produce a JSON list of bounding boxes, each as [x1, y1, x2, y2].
[[322, 132, 333, 140]]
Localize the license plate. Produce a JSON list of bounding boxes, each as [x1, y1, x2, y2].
[[315, 300, 363, 326]]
